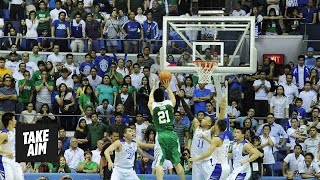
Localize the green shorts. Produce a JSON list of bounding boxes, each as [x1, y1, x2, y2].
[[154, 131, 181, 167]]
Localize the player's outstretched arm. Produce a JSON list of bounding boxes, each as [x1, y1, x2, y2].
[[241, 143, 260, 165], [136, 139, 155, 149], [104, 140, 121, 170], [189, 137, 221, 162], [148, 79, 157, 114], [163, 79, 176, 107], [137, 148, 155, 161], [0, 133, 13, 159], [217, 95, 227, 121]]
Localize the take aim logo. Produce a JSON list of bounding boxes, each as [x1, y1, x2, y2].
[[16, 123, 57, 162]]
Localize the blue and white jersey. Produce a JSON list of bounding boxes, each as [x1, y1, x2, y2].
[[232, 140, 250, 170], [0, 129, 15, 160], [191, 127, 211, 161], [211, 132, 229, 165], [114, 138, 137, 168], [0, 156, 4, 180]]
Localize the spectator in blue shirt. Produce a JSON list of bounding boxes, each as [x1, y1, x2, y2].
[[122, 11, 143, 53], [142, 10, 159, 53], [193, 83, 211, 114], [305, 47, 317, 69], [79, 54, 95, 77], [256, 113, 288, 162], [70, 13, 86, 53], [37, 29, 54, 52], [51, 11, 70, 51], [135, 157, 152, 174], [58, 127, 71, 152], [300, 0, 317, 23], [94, 48, 112, 77]]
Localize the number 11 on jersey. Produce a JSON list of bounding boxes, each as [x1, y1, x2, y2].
[[197, 139, 204, 148]]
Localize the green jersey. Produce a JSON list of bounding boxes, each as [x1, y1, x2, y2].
[[152, 100, 175, 132], [36, 10, 50, 31], [18, 79, 34, 103]]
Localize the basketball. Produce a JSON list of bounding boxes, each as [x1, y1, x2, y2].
[[159, 70, 172, 83]]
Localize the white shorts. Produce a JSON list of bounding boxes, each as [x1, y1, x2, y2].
[[111, 166, 139, 180], [193, 160, 230, 180], [0, 157, 24, 180], [226, 165, 251, 180]]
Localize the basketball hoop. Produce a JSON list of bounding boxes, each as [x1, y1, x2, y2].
[[193, 60, 219, 84]]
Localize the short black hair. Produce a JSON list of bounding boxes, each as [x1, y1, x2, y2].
[[294, 144, 302, 150], [235, 127, 246, 135], [136, 111, 143, 116], [114, 112, 122, 117], [102, 99, 109, 104], [305, 152, 314, 160], [90, 113, 98, 118], [298, 55, 305, 60], [267, 113, 274, 117], [153, 88, 165, 102], [66, 53, 73, 58], [143, 66, 150, 71], [58, 11, 66, 17], [2, 112, 15, 128], [133, 63, 140, 68], [304, 81, 312, 85], [295, 98, 303, 102], [263, 124, 271, 131]]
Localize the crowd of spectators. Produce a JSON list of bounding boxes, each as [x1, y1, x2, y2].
[[0, 0, 320, 53], [1, 0, 320, 179]]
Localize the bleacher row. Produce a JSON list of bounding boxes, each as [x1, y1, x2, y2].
[[23, 173, 307, 180]]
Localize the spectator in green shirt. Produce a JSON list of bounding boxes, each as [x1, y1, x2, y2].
[[88, 113, 108, 150], [36, 1, 51, 34], [53, 156, 71, 173], [76, 150, 98, 173], [17, 71, 34, 114], [29, 45, 45, 63], [31, 61, 46, 82], [107, 63, 123, 91], [79, 85, 99, 115], [203, 48, 213, 60]]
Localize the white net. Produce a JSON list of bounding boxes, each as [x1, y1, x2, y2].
[[193, 61, 218, 84]]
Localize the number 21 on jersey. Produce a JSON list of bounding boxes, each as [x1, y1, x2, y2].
[[158, 110, 170, 124]]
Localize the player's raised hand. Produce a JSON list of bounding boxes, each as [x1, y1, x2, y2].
[[108, 162, 114, 171], [162, 80, 170, 89], [152, 78, 157, 90]]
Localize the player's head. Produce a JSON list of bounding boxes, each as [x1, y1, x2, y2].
[[215, 120, 227, 133], [233, 127, 245, 141], [2, 112, 16, 128], [124, 128, 134, 140], [200, 116, 212, 128], [153, 88, 165, 102]]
